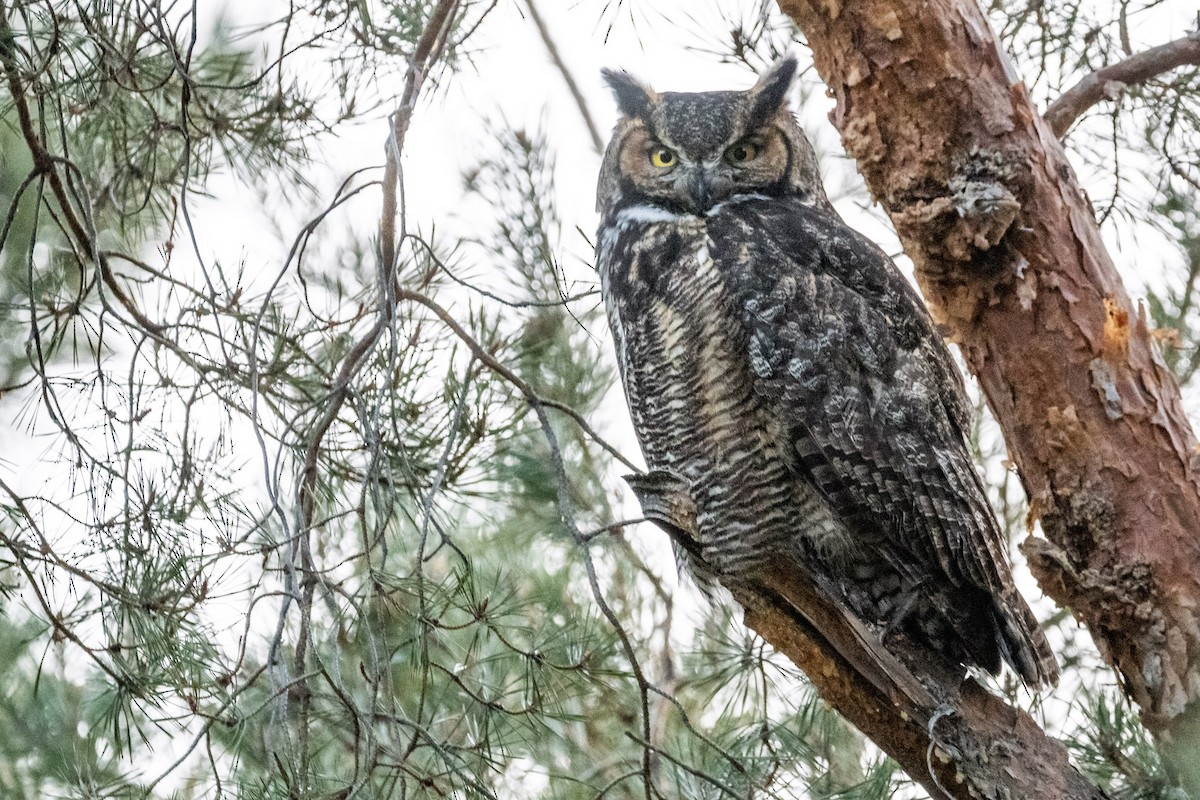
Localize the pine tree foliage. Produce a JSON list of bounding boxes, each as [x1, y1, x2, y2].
[[1145, 183, 1200, 391], [0, 0, 1197, 797], [1066, 688, 1185, 800]]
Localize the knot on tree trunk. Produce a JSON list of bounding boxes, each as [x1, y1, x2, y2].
[[890, 147, 1026, 266], [1023, 535, 1178, 719]]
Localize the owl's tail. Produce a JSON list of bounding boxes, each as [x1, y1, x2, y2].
[[992, 596, 1060, 688]]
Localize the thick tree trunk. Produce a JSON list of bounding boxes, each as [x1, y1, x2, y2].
[[772, 0, 1200, 792]]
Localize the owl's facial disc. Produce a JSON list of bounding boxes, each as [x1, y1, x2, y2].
[[596, 56, 819, 216], [618, 124, 789, 214]]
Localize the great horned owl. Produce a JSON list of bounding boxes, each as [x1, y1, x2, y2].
[[595, 56, 1058, 687]]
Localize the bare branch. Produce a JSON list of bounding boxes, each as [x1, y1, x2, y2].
[[381, 0, 462, 277], [524, 0, 605, 154], [1045, 32, 1200, 137]]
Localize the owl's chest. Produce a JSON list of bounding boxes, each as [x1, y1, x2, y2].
[[598, 213, 854, 577], [598, 217, 777, 473]]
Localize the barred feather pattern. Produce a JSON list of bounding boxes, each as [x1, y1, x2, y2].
[[597, 194, 1058, 688], [599, 207, 850, 584]]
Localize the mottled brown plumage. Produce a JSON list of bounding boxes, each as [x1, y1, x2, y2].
[[596, 57, 1058, 688]]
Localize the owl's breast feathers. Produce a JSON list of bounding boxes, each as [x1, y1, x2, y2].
[[599, 194, 1057, 687], [598, 200, 848, 580]]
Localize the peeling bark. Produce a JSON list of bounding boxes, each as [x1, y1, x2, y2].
[[774, 0, 1200, 791]]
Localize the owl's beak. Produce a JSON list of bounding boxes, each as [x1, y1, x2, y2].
[[685, 170, 714, 214]]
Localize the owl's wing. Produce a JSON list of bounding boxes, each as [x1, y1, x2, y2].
[[707, 196, 1010, 598]]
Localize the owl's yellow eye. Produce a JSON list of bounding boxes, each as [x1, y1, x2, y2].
[[649, 147, 676, 168], [726, 142, 759, 163]]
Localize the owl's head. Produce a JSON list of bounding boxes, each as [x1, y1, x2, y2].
[[596, 56, 828, 216]]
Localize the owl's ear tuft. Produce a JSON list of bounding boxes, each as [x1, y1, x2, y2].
[[602, 68, 656, 119], [747, 55, 798, 128]]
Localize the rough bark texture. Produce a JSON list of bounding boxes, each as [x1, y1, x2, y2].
[[629, 472, 1107, 800], [774, 0, 1200, 791]]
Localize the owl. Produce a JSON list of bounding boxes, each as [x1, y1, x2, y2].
[[595, 56, 1058, 688]]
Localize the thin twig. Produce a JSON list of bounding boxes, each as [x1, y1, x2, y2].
[[524, 0, 605, 154]]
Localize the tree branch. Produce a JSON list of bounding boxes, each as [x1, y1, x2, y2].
[[523, 0, 604, 154], [1045, 32, 1200, 137], [625, 470, 1106, 800]]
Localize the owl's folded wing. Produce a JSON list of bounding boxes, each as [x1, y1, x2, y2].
[[708, 196, 1012, 601]]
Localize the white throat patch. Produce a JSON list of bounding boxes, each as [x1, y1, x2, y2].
[[613, 204, 690, 227]]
